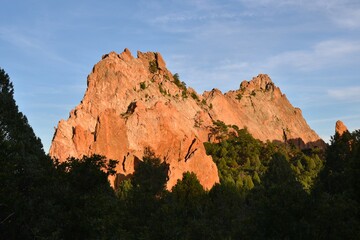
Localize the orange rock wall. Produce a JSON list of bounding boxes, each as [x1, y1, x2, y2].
[[50, 48, 324, 189]]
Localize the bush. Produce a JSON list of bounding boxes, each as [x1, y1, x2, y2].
[[173, 73, 186, 90], [191, 92, 199, 101], [149, 60, 158, 73], [236, 93, 242, 101]]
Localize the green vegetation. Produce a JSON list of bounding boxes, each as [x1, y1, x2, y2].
[[205, 123, 323, 191], [140, 81, 146, 90], [172, 73, 188, 99], [190, 92, 199, 101], [173, 73, 186, 90], [181, 89, 187, 99], [158, 83, 166, 95], [236, 93, 242, 101], [2, 67, 360, 239], [194, 113, 203, 128], [149, 60, 158, 73]]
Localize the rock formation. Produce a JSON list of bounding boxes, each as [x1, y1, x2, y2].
[[50, 48, 324, 189], [205, 74, 324, 148], [335, 120, 348, 136]]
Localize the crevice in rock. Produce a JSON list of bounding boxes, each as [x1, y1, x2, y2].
[[71, 127, 75, 139], [122, 156, 126, 172], [126, 102, 137, 114], [122, 152, 130, 172], [184, 138, 198, 162], [121, 102, 137, 121], [207, 112, 214, 122], [250, 98, 255, 112]]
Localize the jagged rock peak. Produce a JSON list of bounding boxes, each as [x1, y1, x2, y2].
[[99, 48, 166, 67], [335, 120, 348, 136], [239, 74, 275, 92]]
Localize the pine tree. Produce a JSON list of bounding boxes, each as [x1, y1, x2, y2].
[[0, 68, 54, 239]]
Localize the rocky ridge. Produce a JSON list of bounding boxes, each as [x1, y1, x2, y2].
[[50, 48, 324, 189]]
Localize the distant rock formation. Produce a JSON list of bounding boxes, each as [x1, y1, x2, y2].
[[49, 48, 324, 189], [335, 120, 348, 136]]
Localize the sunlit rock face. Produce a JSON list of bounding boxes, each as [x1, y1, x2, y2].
[[50, 48, 324, 189], [335, 120, 348, 136]]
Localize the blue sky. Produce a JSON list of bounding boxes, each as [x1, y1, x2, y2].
[[1, 0, 359, 152]]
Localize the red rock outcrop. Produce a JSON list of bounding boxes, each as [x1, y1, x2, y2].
[[204, 74, 324, 148], [50, 48, 324, 189], [335, 120, 348, 136]]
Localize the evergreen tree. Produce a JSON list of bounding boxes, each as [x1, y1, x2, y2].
[[152, 172, 210, 240], [310, 130, 360, 239], [242, 153, 309, 240], [120, 149, 169, 239], [53, 155, 121, 239], [0, 68, 55, 239]]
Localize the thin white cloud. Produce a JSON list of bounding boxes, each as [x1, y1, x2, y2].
[[309, 114, 360, 124], [0, 27, 41, 50], [266, 40, 360, 71], [239, 0, 360, 28], [328, 87, 360, 100], [0, 26, 77, 66], [332, 8, 360, 29]]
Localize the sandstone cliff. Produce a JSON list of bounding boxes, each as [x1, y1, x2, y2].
[[49, 48, 324, 189]]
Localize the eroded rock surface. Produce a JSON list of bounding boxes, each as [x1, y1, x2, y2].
[[50, 49, 324, 189], [335, 120, 348, 136]]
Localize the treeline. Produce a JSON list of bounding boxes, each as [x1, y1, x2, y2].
[[1, 68, 359, 239]]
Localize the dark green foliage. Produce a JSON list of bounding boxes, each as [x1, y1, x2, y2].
[[0, 68, 54, 239], [205, 125, 323, 192], [52, 155, 121, 240], [309, 129, 360, 239], [149, 60, 158, 73], [236, 93, 242, 101], [206, 183, 245, 239], [205, 127, 263, 190], [182, 89, 188, 99], [207, 120, 230, 141], [2, 66, 360, 239], [191, 92, 199, 101], [159, 83, 166, 95], [140, 81, 146, 90], [173, 72, 180, 84], [116, 178, 133, 201], [118, 149, 170, 239], [289, 148, 323, 191], [151, 172, 210, 239], [243, 153, 310, 240], [132, 149, 169, 197], [0, 68, 123, 239], [173, 73, 187, 90], [318, 130, 353, 194]]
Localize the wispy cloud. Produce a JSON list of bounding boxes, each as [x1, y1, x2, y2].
[[328, 87, 360, 100], [0, 26, 77, 66], [239, 0, 360, 29], [309, 114, 360, 124], [331, 7, 360, 29], [0, 27, 41, 50], [266, 40, 360, 71]]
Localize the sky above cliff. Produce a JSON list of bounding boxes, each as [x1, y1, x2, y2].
[[1, 0, 359, 152]]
